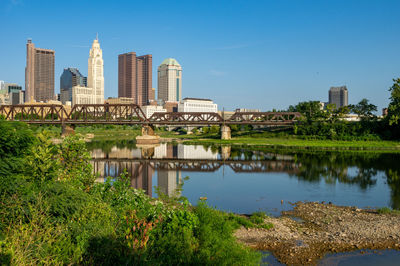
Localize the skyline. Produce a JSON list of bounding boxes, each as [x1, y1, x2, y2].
[[1, 0, 400, 111]]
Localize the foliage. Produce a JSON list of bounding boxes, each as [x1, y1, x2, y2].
[[349, 98, 377, 121], [377, 207, 400, 215], [0, 123, 263, 265], [57, 135, 95, 188], [25, 132, 60, 183], [288, 101, 325, 122], [388, 78, 400, 126]]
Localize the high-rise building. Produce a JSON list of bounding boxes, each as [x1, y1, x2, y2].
[[60, 68, 87, 104], [87, 36, 104, 104], [0, 81, 4, 91], [158, 58, 182, 104], [329, 86, 348, 108], [25, 39, 55, 102], [118, 52, 153, 106]]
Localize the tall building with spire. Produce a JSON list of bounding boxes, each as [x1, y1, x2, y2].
[[25, 39, 55, 102], [157, 58, 182, 104], [87, 35, 104, 104]]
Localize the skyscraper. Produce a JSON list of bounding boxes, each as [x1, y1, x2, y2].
[[157, 58, 182, 104], [329, 86, 348, 108], [25, 39, 55, 102], [87, 36, 104, 104], [60, 68, 87, 104], [118, 52, 153, 106]]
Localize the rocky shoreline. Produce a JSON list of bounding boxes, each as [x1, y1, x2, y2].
[[235, 202, 400, 265]]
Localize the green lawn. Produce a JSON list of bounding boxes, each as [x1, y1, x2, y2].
[[183, 137, 400, 150]]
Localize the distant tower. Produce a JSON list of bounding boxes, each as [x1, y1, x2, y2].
[[158, 58, 182, 103], [25, 39, 55, 102], [329, 86, 348, 109], [88, 36, 104, 104], [118, 52, 153, 105]]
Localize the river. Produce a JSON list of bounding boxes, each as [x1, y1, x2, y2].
[[87, 140, 400, 265]]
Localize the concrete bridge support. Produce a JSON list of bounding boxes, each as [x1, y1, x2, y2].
[[61, 124, 75, 137], [136, 125, 160, 145], [221, 125, 231, 140]]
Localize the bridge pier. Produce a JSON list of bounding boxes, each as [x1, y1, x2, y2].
[[220, 125, 231, 140], [61, 124, 75, 137], [136, 125, 160, 145]]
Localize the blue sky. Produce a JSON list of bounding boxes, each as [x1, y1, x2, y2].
[[1, 0, 399, 111]]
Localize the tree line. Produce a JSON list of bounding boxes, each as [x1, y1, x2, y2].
[[286, 78, 400, 140]]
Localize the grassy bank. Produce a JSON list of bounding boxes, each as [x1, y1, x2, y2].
[[27, 125, 400, 151], [183, 137, 400, 150]]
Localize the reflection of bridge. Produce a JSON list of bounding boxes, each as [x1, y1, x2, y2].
[[91, 158, 301, 174], [0, 104, 301, 125]]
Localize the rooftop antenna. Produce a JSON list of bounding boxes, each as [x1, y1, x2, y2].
[[96, 33, 98, 40]]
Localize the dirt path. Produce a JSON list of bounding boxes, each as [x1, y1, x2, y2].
[[235, 202, 400, 265]]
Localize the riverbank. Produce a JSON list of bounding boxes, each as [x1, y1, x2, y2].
[[182, 137, 400, 151], [235, 202, 400, 265], [50, 126, 400, 151]]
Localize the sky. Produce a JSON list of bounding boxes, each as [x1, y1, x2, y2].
[[1, 0, 400, 112]]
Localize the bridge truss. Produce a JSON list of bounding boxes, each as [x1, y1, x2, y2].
[[0, 104, 301, 125]]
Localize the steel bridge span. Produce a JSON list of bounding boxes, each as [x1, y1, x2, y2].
[[0, 104, 302, 126]]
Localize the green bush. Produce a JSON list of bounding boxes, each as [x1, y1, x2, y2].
[[0, 122, 262, 265]]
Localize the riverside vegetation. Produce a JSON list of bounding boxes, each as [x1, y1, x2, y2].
[[0, 120, 277, 265]]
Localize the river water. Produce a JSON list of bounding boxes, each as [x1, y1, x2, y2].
[[88, 141, 400, 215], [87, 141, 400, 265]]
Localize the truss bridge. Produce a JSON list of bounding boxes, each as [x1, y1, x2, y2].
[[0, 104, 302, 126]]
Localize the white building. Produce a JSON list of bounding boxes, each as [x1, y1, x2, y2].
[[87, 35, 104, 104], [158, 58, 182, 104], [0, 81, 4, 91], [72, 86, 96, 105], [178, 98, 218, 113], [142, 105, 167, 119]]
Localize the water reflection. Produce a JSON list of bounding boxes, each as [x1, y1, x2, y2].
[[90, 143, 301, 196], [87, 142, 400, 212]]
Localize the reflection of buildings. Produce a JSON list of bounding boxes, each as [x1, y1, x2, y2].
[[178, 145, 218, 159], [157, 170, 182, 196], [91, 147, 152, 195], [90, 144, 300, 198]]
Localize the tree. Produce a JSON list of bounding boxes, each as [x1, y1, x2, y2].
[[288, 101, 325, 123], [388, 78, 400, 125], [349, 98, 377, 121]]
